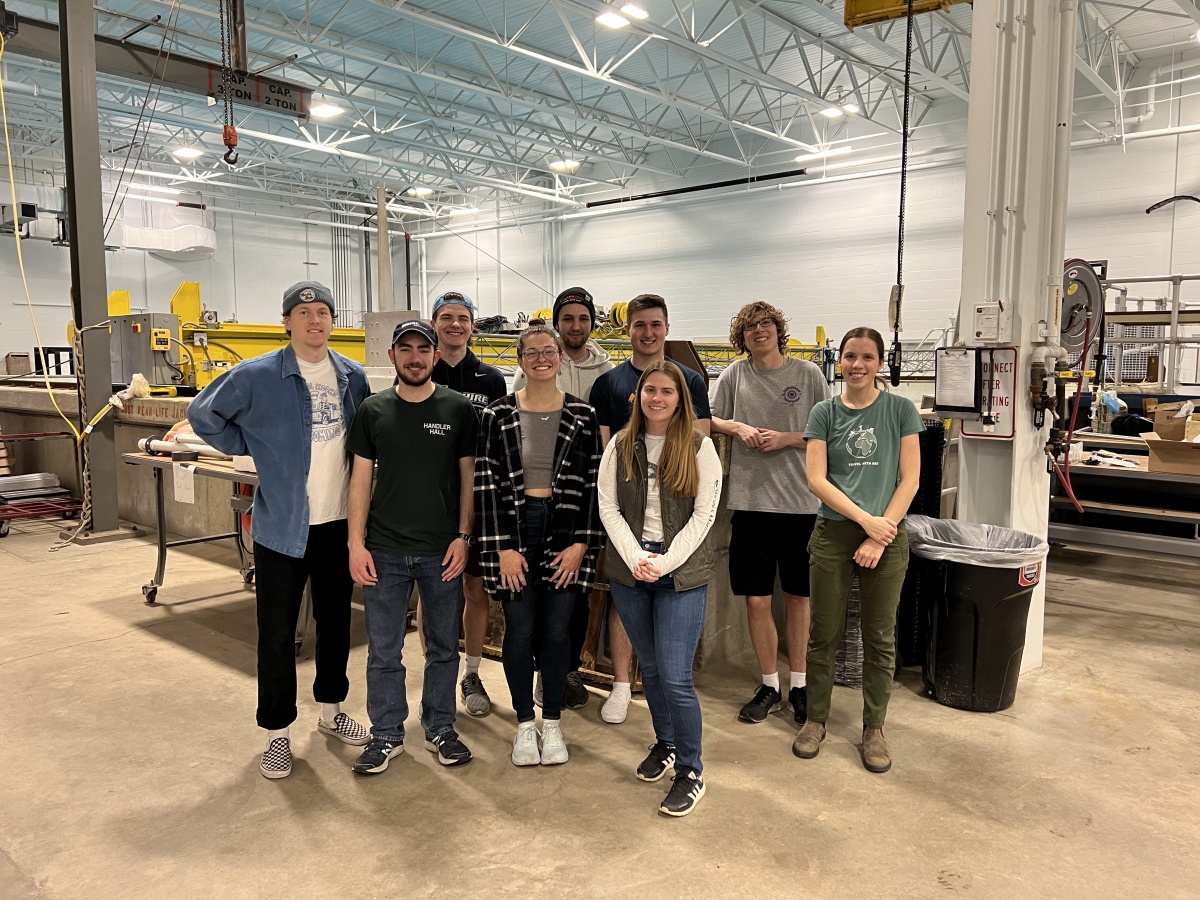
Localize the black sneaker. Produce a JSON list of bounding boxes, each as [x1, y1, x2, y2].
[[564, 671, 589, 709], [788, 686, 808, 725], [738, 684, 782, 723], [659, 770, 706, 817], [353, 737, 404, 775], [424, 729, 473, 767], [460, 672, 491, 717], [636, 741, 677, 783]]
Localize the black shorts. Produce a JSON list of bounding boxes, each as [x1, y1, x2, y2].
[[728, 510, 818, 598]]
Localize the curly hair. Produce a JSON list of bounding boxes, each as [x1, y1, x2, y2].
[[729, 301, 789, 355]]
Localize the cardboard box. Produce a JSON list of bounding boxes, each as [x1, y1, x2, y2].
[[1142, 432, 1200, 476], [1149, 401, 1200, 442]]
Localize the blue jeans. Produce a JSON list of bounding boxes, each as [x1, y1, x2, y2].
[[503, 497, 578, 722], [363, 550, 464, 742], [609, 576, 708, 774]]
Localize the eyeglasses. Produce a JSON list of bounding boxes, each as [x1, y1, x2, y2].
[[743, 318, 775, 332], [520, 348, 561, 362]]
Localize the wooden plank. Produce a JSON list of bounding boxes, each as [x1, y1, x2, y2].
[[1050, 496, 1200, 522]]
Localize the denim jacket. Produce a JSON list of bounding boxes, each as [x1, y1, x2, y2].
[[187, 345, 371, 558]]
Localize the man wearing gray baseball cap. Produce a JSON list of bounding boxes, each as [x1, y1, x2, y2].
[[189, 280, 372, 780]]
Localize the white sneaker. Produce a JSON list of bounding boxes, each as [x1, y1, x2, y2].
[[601, 685, 631, 724], [533, 672, 543, 709], [540, 720, 568, 765], [511, 723, 541, 767]]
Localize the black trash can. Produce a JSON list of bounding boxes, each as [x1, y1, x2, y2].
[[906, 516, 1049, 713]]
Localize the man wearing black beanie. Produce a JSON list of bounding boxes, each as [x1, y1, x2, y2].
[[514, 286, 613, 400]]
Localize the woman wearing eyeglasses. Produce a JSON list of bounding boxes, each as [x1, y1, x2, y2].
[[475, 320, 604, 767]]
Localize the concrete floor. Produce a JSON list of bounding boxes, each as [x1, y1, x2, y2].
[[0, 521, 1197, 900]]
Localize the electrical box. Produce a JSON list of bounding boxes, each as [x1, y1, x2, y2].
[[109, 313, 181, 386]]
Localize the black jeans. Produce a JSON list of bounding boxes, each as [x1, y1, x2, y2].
[[502, 498, 579, 722], [253, 519, 354, 730]]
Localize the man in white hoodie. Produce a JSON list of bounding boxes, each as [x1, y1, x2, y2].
[[513, 286, 613, 709], [514, 286, 613, 399]]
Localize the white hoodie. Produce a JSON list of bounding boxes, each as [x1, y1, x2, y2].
[[513, 339, 614, 401]]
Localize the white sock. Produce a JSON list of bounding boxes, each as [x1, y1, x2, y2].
[[464, 655, 482, 677], [609, 682, 632, 700], [790, 672, 807, 690], [320, 702, 340, 723], [267, 727, 289, 744], [761, 672, 780, 690]]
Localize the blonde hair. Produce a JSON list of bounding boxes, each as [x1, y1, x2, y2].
[[616, 360, 699, 497], [729, 301, 789, 354]]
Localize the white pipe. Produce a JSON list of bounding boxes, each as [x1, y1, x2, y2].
[[1102, 60, 1200, 129]]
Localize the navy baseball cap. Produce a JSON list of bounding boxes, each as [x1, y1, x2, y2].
[[282, 281, 336, 315], [391, 319, 438, 348], [431, 290, 478, 319]]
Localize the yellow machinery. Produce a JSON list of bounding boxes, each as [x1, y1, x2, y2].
[[120, 282, 829, 389], [844, 0, 970, 29]]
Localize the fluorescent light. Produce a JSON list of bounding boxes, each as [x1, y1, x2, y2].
[[310, 102, 343, 119], [448, 207, 479, 217], [795, 145, 853, 164], [549, 159, 581, 172], [171, 147, 204, 160], [1195, 28, 1200, 42], [407, 187, 434, 197], [841, 102, 860, 115], [819, 107, 844, 118], [111, 193, 177, 206], [597, 11, 630, 28], [620, 3, 649, 18], [126, 184, 182, 195]]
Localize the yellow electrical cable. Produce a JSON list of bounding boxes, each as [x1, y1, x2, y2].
[[0, 34, 83, 442]]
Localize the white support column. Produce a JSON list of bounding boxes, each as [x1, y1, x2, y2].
[[956, 0, 1077, 671]]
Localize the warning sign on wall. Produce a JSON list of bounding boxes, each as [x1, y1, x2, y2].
[[962, 347, 1018, 440]]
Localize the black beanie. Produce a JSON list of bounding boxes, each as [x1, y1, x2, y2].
[[553, 287, 596, 328]]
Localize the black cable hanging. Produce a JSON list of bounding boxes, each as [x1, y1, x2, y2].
[[889, 0, 916, 387]]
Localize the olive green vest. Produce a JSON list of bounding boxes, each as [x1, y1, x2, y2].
[[604, 431, 715, 591]]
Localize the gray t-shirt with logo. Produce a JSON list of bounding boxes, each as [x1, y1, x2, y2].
[[803, 391, 925, 520], [711, 356, 829, 514]]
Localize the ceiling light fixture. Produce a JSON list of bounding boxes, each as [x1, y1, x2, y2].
[[819, 107, 844, 118], [125, 184, 183, 195], [549, 159, 581, 172], [448, 207, 480, 217], [171, 147, 204, 160], [795, 145, 853, 163], [310, 102, 344, 119], [620, 3, 649, 18], [841, 102, 861, 115], [597, 10, 630, 28], [407, 186, 434, 197]]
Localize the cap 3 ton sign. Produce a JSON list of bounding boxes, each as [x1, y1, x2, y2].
[[962, 347, 1018, 439]]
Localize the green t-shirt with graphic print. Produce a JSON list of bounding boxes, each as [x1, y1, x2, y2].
[[803, 391, 924, 520]]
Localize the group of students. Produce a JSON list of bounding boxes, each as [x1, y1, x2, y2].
[[188, 279, 922, 819]]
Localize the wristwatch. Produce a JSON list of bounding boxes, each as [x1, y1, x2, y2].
[[457, 532, 476, 546]]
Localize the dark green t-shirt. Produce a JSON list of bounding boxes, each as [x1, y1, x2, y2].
[[804, 391, 924, 520], [346, 384, 479, 557]]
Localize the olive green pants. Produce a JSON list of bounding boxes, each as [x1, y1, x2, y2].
[[806, 517, 910, 729]]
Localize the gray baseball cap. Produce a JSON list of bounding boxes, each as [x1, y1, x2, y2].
[[282, 281, 336, 316]]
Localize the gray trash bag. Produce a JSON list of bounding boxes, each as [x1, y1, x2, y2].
[[906, 515, 1048, 568]]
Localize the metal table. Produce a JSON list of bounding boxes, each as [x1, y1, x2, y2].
[[122, 452, 257, 603]]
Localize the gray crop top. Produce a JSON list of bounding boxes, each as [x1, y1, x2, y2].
[[518, 399, 562, 491]]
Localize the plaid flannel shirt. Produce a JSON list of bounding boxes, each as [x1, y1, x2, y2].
[[474, 394, 603, 602]]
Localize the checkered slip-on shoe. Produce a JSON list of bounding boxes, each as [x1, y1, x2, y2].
[[260, 737, 293, 780], [318, 712, 371, 746]]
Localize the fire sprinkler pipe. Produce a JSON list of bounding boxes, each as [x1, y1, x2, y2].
[[584, 167, 809, 208]]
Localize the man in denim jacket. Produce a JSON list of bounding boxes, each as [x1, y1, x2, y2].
[[189, 281, 372, 779]]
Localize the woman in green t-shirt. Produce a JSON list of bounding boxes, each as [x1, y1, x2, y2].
[[794, 327, 924, 774]]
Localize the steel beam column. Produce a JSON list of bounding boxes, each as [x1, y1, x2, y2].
[[58, 0, 119, 534]]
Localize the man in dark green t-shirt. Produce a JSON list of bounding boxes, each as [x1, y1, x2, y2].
[[346, 320, 479, 775]]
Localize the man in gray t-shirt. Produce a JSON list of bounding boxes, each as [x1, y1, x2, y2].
[[711, 302, 830, 728]]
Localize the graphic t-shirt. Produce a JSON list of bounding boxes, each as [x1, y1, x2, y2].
[[710, 356, 829, 513], [296, 353, 349, 525], [345, 385, 479, 556], [589, 359, 712, 433], [803, 391, 924, 520]]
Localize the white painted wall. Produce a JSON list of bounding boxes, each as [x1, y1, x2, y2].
[[3, 132, 1198, 382], [0, 206, 368, 360]]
